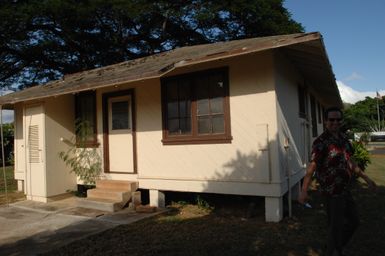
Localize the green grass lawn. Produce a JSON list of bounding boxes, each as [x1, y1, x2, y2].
[[41, 156, 385, 256], [0, 166, 17, 192], [365, 155, 385, 185]]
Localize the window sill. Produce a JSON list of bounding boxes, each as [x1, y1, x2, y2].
[[162, 135, 233, 145], [76, 142, 100, 148]]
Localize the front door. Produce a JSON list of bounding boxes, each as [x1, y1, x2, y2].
[[25, 104, 46, 200], [103, 91, 135, 173]]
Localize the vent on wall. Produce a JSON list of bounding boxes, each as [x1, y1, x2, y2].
[[28, 125, 40, 163]]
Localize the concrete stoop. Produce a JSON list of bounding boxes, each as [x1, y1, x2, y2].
[[79, 180, 140, 212]]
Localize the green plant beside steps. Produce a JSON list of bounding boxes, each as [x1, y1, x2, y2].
[[58, 120, 102, 185]]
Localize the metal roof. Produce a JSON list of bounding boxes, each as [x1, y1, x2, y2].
[[0, 32, 342, 108]]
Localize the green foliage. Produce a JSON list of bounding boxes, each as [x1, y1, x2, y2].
[[196, 195, 214, 210], [0, 123, 14, 166], [359, 132, 370, 145], [351, 141, 371, 171], [0, 166, 17, 192], [343, 96, 385, 132], [0, 0, 303, 89], [58, 120, 101, 185]]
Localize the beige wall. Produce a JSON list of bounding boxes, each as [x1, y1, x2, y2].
[[132, 52, 283, 196], [13, 96, 77, 201], [91, 51, 284, 196], [44, 95, 77, 196], [274, 50, 306, 177], [273, 50, 325, 190], [14, 103, 25, 183]]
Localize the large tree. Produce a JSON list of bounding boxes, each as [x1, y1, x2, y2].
[[343, 96, 385, 132], [0, 0, 303, 89]]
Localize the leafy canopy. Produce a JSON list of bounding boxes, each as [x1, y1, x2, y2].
[[0, 0, 303, 89], [343, 96, 385, 132]]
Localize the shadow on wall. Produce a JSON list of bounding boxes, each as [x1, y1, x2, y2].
[[200, 140, 275, 196], [221, 150, 267, 181]]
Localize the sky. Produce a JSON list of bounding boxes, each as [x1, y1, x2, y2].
[[284, 0, 385, 104]]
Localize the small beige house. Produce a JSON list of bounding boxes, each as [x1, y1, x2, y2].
[[0, 32, 342, 222]]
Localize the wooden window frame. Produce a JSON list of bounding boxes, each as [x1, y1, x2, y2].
[[298, 85, 307, 119], [310, 95, 318, 137], [75, 91, 98, 148], [317, 102, 322, 124], [161, 67, 232, 145]]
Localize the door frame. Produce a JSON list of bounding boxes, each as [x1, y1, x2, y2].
[[102, 89, 137, 173]]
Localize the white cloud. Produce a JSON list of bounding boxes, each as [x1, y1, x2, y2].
[[344, 72, 364, 81], [1, 110, 14, 123], [337, 81, 384, 104]]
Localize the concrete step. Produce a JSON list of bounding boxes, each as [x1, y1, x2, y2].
[[87, 188, 131, 202], [78, 197, 123, 212], [96, 180, 138, 191], [79, 180, 141, 213]]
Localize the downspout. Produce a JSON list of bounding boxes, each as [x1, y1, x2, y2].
[[266, 124, 272, 183], [284, 138, 292, 218], [257, 123, 272, 183], [0, 105, 9, 206]]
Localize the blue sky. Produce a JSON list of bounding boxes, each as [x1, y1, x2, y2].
[[284, 0, 385, 103]]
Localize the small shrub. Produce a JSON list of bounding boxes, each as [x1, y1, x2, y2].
[[196, 195, 213, 211], [359, 132, 370, 145], [58, 120, 102, 185], [351, 141, 371, 171]]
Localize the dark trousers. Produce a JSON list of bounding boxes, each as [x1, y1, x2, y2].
[[324, 192, 360, 256]]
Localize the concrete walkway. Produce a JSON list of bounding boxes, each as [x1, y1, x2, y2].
[[0, 196, 162, 256]]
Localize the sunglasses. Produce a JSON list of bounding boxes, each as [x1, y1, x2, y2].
[[327, 118, 342, 122]]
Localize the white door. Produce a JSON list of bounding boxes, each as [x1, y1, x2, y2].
[[25, 104, 46, 200], [107, 95, 134, 173]]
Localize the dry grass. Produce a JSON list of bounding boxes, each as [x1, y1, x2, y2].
[[0, 191, 26, 205], [41, 155, 385, 256], [0, 166, 26, 205]]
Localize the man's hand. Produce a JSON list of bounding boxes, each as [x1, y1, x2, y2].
[[350, 159, 377, 192], [298, 190, 308, 204], [298, 161, 316, 205], [366, 178, 377, 192]]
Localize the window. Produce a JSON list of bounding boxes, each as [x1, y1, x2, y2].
[[310, 95, 317, 137], [108, 95, 131, 131], [75, 91, 97, 147], [165, 80, 192, 135], [162, 68, 232, 145], [298, 85, 307, 118], [112, 101, 129, 130], [317, 102, 322, 123]]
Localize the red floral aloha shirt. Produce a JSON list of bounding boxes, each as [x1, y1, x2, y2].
[[311, 130, 353, 196]]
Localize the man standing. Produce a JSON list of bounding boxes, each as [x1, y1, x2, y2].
[[298, 107, 377, 256]]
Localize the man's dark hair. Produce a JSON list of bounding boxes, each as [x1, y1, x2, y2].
[[324, 107, 343, 119]]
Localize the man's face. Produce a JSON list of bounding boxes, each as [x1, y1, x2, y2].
[[325, 111, 342, 133]]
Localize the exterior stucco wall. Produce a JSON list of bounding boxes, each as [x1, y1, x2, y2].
[[43, 95, 77, 196], [274, 50, 324, 191], [14, 103, 25, 184], [92, 51, 283, 196], [132, 52, 282, 196], [274, 50, 305, 174]]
